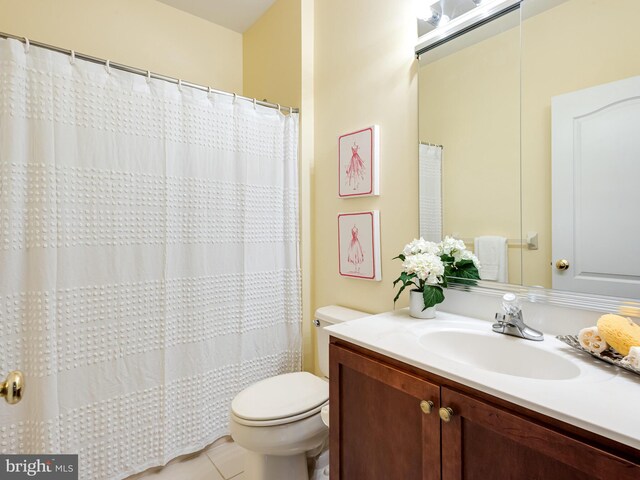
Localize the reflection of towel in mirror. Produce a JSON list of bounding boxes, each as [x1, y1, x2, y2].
[[474, 236, 508, 282]]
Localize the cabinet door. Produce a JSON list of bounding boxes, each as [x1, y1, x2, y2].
[[330, 344, 440, 480], [440, 387, 640, 480]]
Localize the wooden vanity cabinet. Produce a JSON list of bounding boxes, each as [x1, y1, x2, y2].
[[330, 340, 640, 480], [329, 343, 441, 480]]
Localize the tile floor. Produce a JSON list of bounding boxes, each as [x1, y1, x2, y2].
[[126, 436, 247, 480]]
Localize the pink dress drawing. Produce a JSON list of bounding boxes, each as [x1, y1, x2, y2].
[[347, 225, 365, 272], [345, 142, 366, 190]]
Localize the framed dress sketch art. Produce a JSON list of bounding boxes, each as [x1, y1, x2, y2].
[[338, 211, 381, 281], [338, 125, 380, 197]]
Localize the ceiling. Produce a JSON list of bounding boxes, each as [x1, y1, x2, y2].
[[157, 0, 277, 33]]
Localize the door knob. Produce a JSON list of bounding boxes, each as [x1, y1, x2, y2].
[[439, 407, 454, 422], [0, 371, 24, 405], [555, 259, 570, 271], [420, 400, 434, 414]]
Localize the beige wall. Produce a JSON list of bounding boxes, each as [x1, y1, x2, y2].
[[0, 0, 242, 92], [419, 26, 522, 284], [243, 0, 301, 107], [313, 0, 418, 372], [299, 0, 315, 372]]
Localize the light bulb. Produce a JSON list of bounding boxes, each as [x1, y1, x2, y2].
[[415, 0, 441, 20]]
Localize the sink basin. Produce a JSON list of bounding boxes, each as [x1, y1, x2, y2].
[[419, 330, 581, 380]]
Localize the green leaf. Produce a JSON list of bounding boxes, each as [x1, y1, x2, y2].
[[455, 259, 476, 269], [422, 285, 445, 309], [455, 263, 480, 280], [444, 265, 454, 278], [393, 272, 417, 303], [446, 262, 480, 287], [392, 254, 406, 261], [393, 272, 413, 286], [441, 254, 455, 264], [401, 271, 417, 282], [393, 282, 411, 304]]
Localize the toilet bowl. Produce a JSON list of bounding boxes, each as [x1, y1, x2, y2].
[[229, 306, 369, 480]]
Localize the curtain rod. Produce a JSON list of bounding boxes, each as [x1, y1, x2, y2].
[[0, 32, 299, 114], [420, 141, 444, 149]]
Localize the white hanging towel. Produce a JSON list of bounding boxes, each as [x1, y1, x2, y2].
[[474, 236, 508, 282]]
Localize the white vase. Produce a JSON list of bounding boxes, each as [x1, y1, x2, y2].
[[409, 290, 436, 319]]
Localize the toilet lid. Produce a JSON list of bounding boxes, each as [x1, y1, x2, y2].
[[231, 372, 329, 422]]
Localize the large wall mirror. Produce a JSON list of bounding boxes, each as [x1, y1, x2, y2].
[[418, 0, 640, 303]]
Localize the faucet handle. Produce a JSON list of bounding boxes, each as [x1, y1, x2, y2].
[[492, 313, 507, 333], [494, 312, 518, 328], [501, 293, 521, 315]]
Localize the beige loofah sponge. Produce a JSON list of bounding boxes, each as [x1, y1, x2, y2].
[[578, 326, 608, 354], [597, 314, 640, 357]]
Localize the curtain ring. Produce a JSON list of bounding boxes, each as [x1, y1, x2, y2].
[[253, 98, 257, 110], [178, 79, 182, 91], [289, 106, 293, 115], [277, 103, 281, 114], [207, 86, 212, 98], [233, 93, 237, 104], [146, 70, 151, 83], [23, 38, 30, 54], [69, 50, 76, 65], [105, 59, 111, 74]]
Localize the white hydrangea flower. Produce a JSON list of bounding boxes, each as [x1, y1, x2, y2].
[[403, 237, 440, 256], [455, 249, 481, 269], [439, 236, 467, 256], [402, 253, 445, 284]]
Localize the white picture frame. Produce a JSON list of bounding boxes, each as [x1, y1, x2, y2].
[[338, 125, 380, 197], [338, 210, 381, 281]]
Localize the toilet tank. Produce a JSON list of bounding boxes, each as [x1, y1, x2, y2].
[[315, 305, 369, 378]]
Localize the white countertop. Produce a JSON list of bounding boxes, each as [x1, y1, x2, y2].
[[326, 308, 640, 450]]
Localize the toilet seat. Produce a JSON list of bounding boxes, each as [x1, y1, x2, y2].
[[232, 399, 329, 427], [231, 372, 329, 427]]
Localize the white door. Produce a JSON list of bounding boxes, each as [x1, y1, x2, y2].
[[552, 76, 640, 298]]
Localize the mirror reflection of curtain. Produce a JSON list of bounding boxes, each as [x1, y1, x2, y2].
[[419, 143, 443, 242]]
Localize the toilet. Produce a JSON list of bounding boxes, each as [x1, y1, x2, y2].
[[229, 305, 368, 480]]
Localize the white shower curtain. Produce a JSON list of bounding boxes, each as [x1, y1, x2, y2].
[[0, 38, 301, 479]]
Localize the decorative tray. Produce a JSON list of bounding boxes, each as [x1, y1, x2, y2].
[[556, 335, 640, 377]]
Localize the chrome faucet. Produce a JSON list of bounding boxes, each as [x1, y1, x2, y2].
[[492, 293, 544, 341]]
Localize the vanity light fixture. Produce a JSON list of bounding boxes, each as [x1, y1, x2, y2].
[[416, 0, 521, 54]]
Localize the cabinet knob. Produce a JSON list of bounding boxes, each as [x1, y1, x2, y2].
[[420, 400, 434, 414], [555, 259, 570, 271], [439, 407, 454, 422]]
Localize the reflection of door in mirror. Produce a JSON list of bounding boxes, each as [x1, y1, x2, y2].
[[551, 76, 640, 298], [521, 0, 640, 299]]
